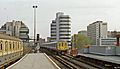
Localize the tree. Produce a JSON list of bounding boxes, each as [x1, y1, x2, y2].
[[71, 33, 92, 49]]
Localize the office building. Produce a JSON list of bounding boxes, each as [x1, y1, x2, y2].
[[87, 21, 107, 45], [50, 12, 71, 46]]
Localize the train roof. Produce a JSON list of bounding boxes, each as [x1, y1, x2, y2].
[[42, 42, 57, 45], [42, 41, 67, 45], [0, 33, 22, 41]]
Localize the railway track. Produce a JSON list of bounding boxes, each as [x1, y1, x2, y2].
[[64, 54, 103, 69], [40, 48, 100, 69], [52, 55, 80, 69], [63, 55, 102, 69], [41, 47, 120, 69], [40, 48, 80, 69]]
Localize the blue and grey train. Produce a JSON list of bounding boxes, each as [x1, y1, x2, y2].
[[41, 41, 69, 54]]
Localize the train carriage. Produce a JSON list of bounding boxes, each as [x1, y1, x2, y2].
[[0, 33, 23, 68], [57, 41, 68, 51], [41, 41, 69, 54]]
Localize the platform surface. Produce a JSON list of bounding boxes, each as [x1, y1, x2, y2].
[[7, 53, 57, 69], [78, 53, 120, 64]]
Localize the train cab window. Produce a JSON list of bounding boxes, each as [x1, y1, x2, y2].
[[61, 42, 64, 46], [65, 43, 67, 46], [64, 43, 66, 46]]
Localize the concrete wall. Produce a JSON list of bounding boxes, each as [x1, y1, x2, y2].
[[116, 46, 120, 55], [89, 46, 116, 55]]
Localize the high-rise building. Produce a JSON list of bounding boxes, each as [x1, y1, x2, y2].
[[0, 20, 29, 44], [87, 21, 107, 45], [51, 12, 71, 46]]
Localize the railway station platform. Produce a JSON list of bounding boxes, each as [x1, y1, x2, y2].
[[78, 53, 120, 65], [7, 53, 60, 69]]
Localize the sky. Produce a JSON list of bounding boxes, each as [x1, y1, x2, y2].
[[0, 0, 120, 39]]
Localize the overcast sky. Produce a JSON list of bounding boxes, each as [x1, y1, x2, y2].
[[0, 0, 120, 39]]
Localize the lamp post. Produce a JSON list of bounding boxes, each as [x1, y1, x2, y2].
[[33, 5, 38, 46]]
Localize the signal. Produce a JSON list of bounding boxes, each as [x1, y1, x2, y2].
[[37, 34, 39, 41]]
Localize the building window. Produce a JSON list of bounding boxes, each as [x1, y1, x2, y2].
[[59, 27, 71, 29], [59, 24, 70, 26], [8, 26, 10, 31], [60, 37, 71, 39], [51, 28, 56, 30], [59, 20, 70, 22], [59, 34, 71, 36]]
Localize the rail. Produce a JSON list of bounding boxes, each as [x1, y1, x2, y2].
[[40, 47, 100, 69]]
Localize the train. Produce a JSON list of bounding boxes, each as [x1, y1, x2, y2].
[[41, 41, 69, 54], [0, 33, 23, 68]]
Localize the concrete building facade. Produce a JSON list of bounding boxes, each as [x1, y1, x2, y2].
[[99, 38, 116, 46], [87, 21, 107, 45], [51, 12, 71, 46], [0, 20, 29, 44]]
